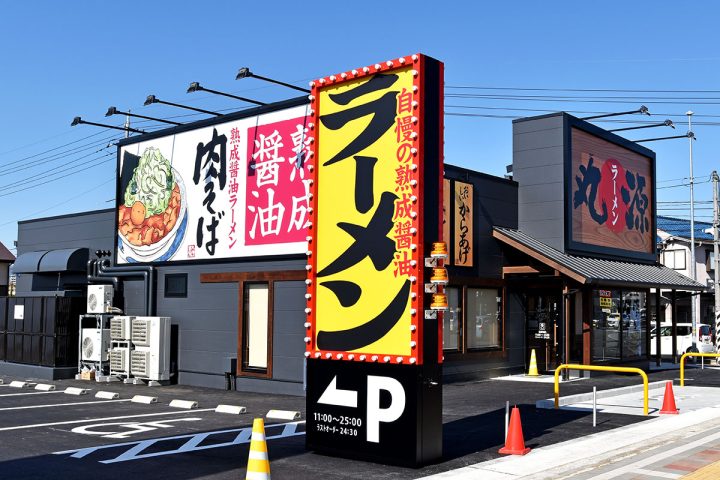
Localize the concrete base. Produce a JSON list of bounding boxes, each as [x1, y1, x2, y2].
[[0, 361, 77, 380]]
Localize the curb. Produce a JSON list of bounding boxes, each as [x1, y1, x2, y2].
[[536, 380, 668, 408]]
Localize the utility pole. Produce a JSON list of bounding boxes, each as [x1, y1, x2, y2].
[[688, 111, 698, 347], [713, 170, 719, 354], [124, 113, 131, 139]]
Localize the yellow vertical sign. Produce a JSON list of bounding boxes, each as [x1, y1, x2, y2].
[[308, 58, 423, 361]]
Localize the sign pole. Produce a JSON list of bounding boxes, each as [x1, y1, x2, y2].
[[688, 111, 698, 347], [712, 171, 719, 357]]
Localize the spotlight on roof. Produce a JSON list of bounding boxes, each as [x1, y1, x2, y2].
[[71, 116, 145, 134], [186, 81, 265, 106], [235, 67, 310, 93], [105, 106, 183, 126], [143, 95, 222, 117]]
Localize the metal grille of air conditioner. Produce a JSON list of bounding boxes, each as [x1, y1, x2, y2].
[[110, 318, 127, 340], [131, 319, 150, 346], [131, 350, 149, 376], [109, 349, 127, 371]]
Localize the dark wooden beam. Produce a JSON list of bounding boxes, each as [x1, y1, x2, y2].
[[492, 230, 587, 284], [502, 266, 540, 276]]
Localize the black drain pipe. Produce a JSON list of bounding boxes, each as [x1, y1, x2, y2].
[[97, 259, 156, 316], [86, 258, 119, 291]]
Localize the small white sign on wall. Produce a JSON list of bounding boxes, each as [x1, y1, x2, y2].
[[13, 305, 24, 320]]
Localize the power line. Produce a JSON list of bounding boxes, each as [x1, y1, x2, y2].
[[0, 128, 111, 158], [658, 178, 713, 190], [445, 85, 720, 94], [444, 104, 720, 120], [445, 94, 720, 106], [0, 155, 114, 198], [0, 134, 117, 176], [0, 177, 115, 228], [0, 147, 114, 192], [0, 129, 115, 167]]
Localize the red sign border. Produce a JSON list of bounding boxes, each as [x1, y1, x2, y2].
[[305, 54, 431, 365]]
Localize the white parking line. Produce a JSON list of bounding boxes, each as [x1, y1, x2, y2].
[[0, 408, 216, 432], [0, 390, 65, 398], [55, 421, 306, 463], [0, 399, 131, 411]]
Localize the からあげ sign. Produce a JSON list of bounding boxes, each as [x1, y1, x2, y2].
[[453, 181, 473, 267], [306, 54, 442, 365], [569, 127, 655, 261]]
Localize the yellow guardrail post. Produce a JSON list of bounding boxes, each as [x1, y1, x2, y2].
[[554, 364, 649, 416], [680, 352, 720, 387]]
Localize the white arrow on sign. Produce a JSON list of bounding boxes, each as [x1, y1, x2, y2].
[[317, 376, 358, 408]]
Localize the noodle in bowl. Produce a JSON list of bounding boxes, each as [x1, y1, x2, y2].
[[118, 169, 187, 260]]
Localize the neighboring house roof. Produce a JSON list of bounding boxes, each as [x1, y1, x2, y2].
[[493, 227, 705, 291], [657, 215, 714, 242], [0, 241, 15, 263]]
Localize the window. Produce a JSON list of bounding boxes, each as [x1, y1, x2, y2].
[[443, 287, 461, 351], [442, 285, 504, 353], [164, 273, 188, 298], [200, 270, 307, 379], [466, 288, 502, 349], [677, 326, 691, 337], [662, 250, 686, 270], [708, 251, 716, 272], [592, 289, 647, 362], [242, 283, 269, 373]]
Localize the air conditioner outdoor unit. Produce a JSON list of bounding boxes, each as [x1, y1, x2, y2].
[[130, 316, 170, 381], [110, 316, 134, 340], [87, 285, 113, 314], [130, 350, 150, 377], [81, 328, 111, 362], [109, 347, 131, 373]]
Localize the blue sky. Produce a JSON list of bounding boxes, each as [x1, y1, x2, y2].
[[1, 1, 719, 255]]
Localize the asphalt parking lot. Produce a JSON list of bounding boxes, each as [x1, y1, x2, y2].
[[1, 366, 719, 480]]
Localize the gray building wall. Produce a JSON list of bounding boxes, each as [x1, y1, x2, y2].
[[13, 166, 525, 390], [444, 165, 518, 279], [443, 165, 524, 381], [512, 113, 566, 251], [15, 209, 115, 297], [15, 208, 308, 394], [0, 263, 9, 295], [151, 260, 306, 394]]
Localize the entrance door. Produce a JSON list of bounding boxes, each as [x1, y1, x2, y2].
[[526, 293, 562, 373]]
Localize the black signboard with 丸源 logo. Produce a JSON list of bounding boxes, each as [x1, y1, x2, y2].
[[564, 115, 657, 263]]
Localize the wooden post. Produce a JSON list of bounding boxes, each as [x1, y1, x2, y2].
[[655, 288, 662, 367], [582, 287, 591, 365], [564, 285, 571, 368]]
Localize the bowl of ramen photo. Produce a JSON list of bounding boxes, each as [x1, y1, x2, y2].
[[117, 147, 187, 261]]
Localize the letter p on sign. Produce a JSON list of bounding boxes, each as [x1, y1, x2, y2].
[[366, 375, 406, 443]]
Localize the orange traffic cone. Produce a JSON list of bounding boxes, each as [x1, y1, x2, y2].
[[245, 418, 271, 479], [659, 381, 679, 414], [499, 406, 531, 455]]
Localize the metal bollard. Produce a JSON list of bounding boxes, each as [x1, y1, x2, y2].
[[593, 386, 597, 427], [505, 400, 509, 440]]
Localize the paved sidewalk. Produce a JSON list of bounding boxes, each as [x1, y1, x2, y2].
[[420, 383, 720, 480], [682, 460, 720, 480], [3, 366, 720, 479], [419, 407, 720, 479]]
